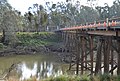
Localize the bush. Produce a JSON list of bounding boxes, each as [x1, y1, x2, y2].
[[8, 74, 120, 81], [99, 74, 110, 81], [54, 76, 68, 81], [43, 75, 90, 81], [113, 75, 120, 81], [16, 32, 60, 46], [0, 43, 4, 49], [80, 75, 90, 81]]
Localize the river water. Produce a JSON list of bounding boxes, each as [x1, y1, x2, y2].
[[0, 54, 69, 80]]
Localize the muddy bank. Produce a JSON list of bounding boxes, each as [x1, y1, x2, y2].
[[0, 32, 70, 62], [0, 43, 71, 63], [0, 42, 65, 56]]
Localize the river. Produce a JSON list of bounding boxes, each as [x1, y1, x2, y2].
[[0, 54, 70, 80]]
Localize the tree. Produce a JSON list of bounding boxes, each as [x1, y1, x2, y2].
[[96, 3, 110, 20], [28, 4, 48, 32], [79, 5, 99, 24], [0, 0, 18, 45], [46, 1, 80, 28], [110, 0, 120, 18]]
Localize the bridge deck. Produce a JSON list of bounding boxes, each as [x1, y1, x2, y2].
[[59, 19, 120, 37]]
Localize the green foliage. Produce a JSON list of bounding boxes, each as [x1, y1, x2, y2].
[[0, 0, 18, 45], [6, 74, 120, 81], [53, 75, 67, 81], [114, 75, 120, 81], [42, 75, 90, 81], [16, 32, 60, 46], [80, 75, 90, 81], [0, 43, 4, 49], [99, 74, 110, 81], [42, 74, 120, 81]]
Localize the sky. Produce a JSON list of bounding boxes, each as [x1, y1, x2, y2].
[[8, 0, 115, 14]]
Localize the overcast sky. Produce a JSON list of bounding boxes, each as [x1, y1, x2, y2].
[[8, 0, 115, 14]]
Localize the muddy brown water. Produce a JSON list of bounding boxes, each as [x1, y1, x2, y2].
[[0, 54, 70, 80]]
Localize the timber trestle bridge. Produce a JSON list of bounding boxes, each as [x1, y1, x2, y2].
[[57, 18, 120, 75]]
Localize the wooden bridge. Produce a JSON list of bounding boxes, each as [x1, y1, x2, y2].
[[57, 17, 120, 75]]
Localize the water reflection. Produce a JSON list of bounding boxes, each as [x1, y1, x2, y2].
[[17, 61, 63, 80], [0, 55, 69, 80]]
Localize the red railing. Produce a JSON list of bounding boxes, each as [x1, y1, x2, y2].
[[60, 17, 120, 31]]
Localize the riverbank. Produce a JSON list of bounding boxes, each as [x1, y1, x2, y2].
[[7, 74, 120, 81], [0, 32, 120, 81], [0, 32, 63, 56], [42, 74, 120, 81]]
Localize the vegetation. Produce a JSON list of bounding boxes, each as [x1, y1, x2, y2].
[[16, 32, 60, 46], [1, 0, 120, 45], [7, 74, 120, 81], [0, 0, 120, 81], [0, 0, 19, 45], [0, 43, 4, 49]]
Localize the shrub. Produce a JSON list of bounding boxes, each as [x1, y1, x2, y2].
[[80, 75, 90, 81], [0, 43, 4, 49], [16, 32, 60, 46], [99, 74, 110, 81]]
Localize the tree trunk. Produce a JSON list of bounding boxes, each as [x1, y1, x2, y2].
[[1, 29, 9, 45]]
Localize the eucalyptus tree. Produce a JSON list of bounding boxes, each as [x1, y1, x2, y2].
[[50, 2, 72, 27], [23, 11, 34, 32], [14, 10, 25, 32], [28, 4, 48, 32], [0, 0, 18, 45], [46, 1, 81, 29], [56, 1, 80, 26], [96, 3, 110, 20], [79, 5, 99, 24], [65, 2, 78, 26], [110, 0, 120, 18]]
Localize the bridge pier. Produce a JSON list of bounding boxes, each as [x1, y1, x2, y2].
[[104, 37, 111, 74], [89, 36, 94, 75], [76, 30, 80, 75], [95, 38, 103, 75], [59, 30, 120, 75]]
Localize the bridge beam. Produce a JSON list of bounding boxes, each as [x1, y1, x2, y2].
[[89, 36, 94, 75], [76, 30, 80, 75], [103, 37, 111, 74], [95, 38, 103, 75], [87, 31, 120, 36]]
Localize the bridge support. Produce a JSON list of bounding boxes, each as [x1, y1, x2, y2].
[[95, 38, 103, 75], [60, 30, 119, 75]]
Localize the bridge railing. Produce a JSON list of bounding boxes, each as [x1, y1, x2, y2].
[[60, 17, 120, 31]]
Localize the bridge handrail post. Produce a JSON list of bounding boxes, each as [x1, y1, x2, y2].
[[94, 21, 97, 30], [86, 23, 88, 31], [106, 18, 109, 30]]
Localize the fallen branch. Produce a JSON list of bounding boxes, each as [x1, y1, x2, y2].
[[0, 61, 21, 80]]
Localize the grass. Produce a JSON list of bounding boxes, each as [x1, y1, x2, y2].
[[13, 74, 119, 81], [26, 75, 86, 81], [23, 74, 120, 81], [16, 32, 60, 46]]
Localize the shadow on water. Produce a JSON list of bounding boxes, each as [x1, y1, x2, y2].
[[0, 54, 69, 80]]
